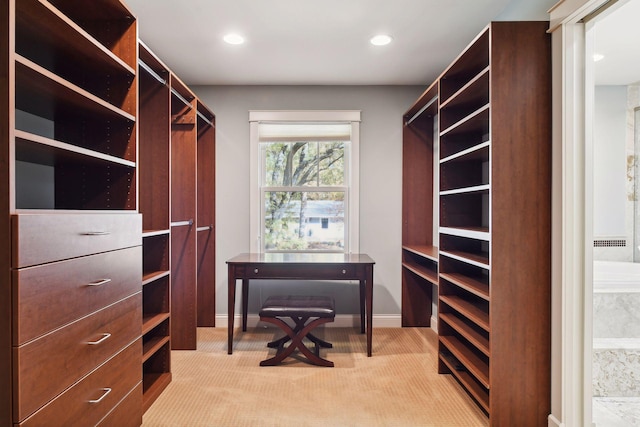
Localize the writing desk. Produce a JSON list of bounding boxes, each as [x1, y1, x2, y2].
[[226, 253, 375, 356]]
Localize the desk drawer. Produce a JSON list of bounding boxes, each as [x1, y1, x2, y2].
[[12, 213, 141, 267], [14, 246, 142, 345], [246, 263, 361, 280], [14, 294, 141, 421], [19, 340, 141, 427]]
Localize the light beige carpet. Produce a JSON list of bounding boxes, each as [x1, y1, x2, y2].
[[142, 327, 489, 427]]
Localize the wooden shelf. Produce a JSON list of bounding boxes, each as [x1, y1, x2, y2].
[[439, 227, 489, 241], [15, 130, 136, 168], [143, 229, 170, 238], [440, 104, 490, 137], [440, 184, 489, 196], [403, 262, 438, 286], [16, 0, 135, 76], [16, 55, 135, 122], [439, 351, 489, 412], [142, 372, 172, 413], [440, 335, 489, 388], [440, 71, 490, 131], [142, 270, 170, 286], [402, 244, 438, 261], [439, 272, 489, 300], [440, 312, 490, 356], [142, 312, 170, 336], [441, 141, 490, 164], [439, 295, 489, 332], [143, 336, 170, 362], [440, 250, 489, 270], [440, 67, 490, 111]]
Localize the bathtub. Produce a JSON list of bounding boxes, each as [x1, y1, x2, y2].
[[592, 260, 640, 397], [593, 260, 640, 293]]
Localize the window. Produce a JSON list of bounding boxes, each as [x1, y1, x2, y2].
[[250, 111, 360, 253]]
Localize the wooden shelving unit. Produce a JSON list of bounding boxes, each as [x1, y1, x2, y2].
[[138, 42, 172, 412], [401, 83, 439, 328], [436, 22, 552, 425], [2, 0, 142, 425], [402, 21, 551, 425]]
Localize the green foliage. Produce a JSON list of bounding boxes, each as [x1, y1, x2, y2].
[[263, 141, 346, 251]]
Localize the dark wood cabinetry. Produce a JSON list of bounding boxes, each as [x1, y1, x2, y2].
[[138, 41, 216, 409], [2, 1, 142, 425], [196, 101, 216, 327], [402, 22, 551, 425], [402, 84, 439, 328], [138, 42, 172, 411], [2, 1, 216, 422]]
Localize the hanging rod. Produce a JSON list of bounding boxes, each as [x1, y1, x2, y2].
[[171, 87, 193, 110], [405, 95, 438, 125], [196, 110, 214, 126], [139, 59, 166, 86]]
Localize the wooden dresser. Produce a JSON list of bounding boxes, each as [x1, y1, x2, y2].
[[12, 214, 142, 426]]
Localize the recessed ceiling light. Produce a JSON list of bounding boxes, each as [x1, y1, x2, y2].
[[593, 53, 604, 62], [370, 34, 392, 46], [224, 33, 245, 45]]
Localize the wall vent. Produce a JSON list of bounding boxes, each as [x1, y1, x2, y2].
[[594, 238, 627, 247]]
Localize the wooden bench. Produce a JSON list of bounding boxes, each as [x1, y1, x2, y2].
[[258, 295, 335, 367]]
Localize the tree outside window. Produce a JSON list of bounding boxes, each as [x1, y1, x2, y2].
[[262, 141, 346, 251]]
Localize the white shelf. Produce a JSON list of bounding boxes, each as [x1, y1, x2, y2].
[[440, 184, 489, 196], [439, 226, 490, 241]]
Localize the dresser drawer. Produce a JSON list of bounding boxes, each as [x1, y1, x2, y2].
[[97, 383, 143, 427], [14, 294, 142, 421], [18, 340, 142, 427], [14, 246, 142, 345], [12, 213, 142, 268]]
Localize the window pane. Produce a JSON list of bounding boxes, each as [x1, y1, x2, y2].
[[264, 191, 345, 251], [264, 141, 345, 187], [319, 142, 345, 186]]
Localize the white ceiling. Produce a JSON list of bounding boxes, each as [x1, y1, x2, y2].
[[593, 0, 640, 86], [124, 0, 638, 87], [125, 0, 558, 86]]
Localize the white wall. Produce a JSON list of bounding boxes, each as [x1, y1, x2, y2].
[[593, 85, 627, 238], [192, 85, 425, 320]]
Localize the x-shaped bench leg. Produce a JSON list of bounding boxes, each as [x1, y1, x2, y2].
[[260, 316, 334, 367]]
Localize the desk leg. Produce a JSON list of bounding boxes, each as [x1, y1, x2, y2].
[[359, 280, 365, 334], [242, 279, 249, 332], [366, 264, 373, 357], [228, 267, 236, 355]]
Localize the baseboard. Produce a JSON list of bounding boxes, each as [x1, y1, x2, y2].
[[548, 414, 562, 427], [215, 314, 402, 328], [430, 314, 438, 333]]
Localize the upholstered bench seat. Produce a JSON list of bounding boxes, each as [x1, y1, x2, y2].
[[259, 295, 335, 367]]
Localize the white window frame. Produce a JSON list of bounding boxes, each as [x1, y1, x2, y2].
[[249, 110, 360, 254]]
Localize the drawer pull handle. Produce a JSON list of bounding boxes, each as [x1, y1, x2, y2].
[[87, 333, 111, 345], [254, 268, 259, 274], [88, 388, 112, 404], [81, 231, 111, 236], [342, 269, 347, 274], [87, 278, 111, 287]]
